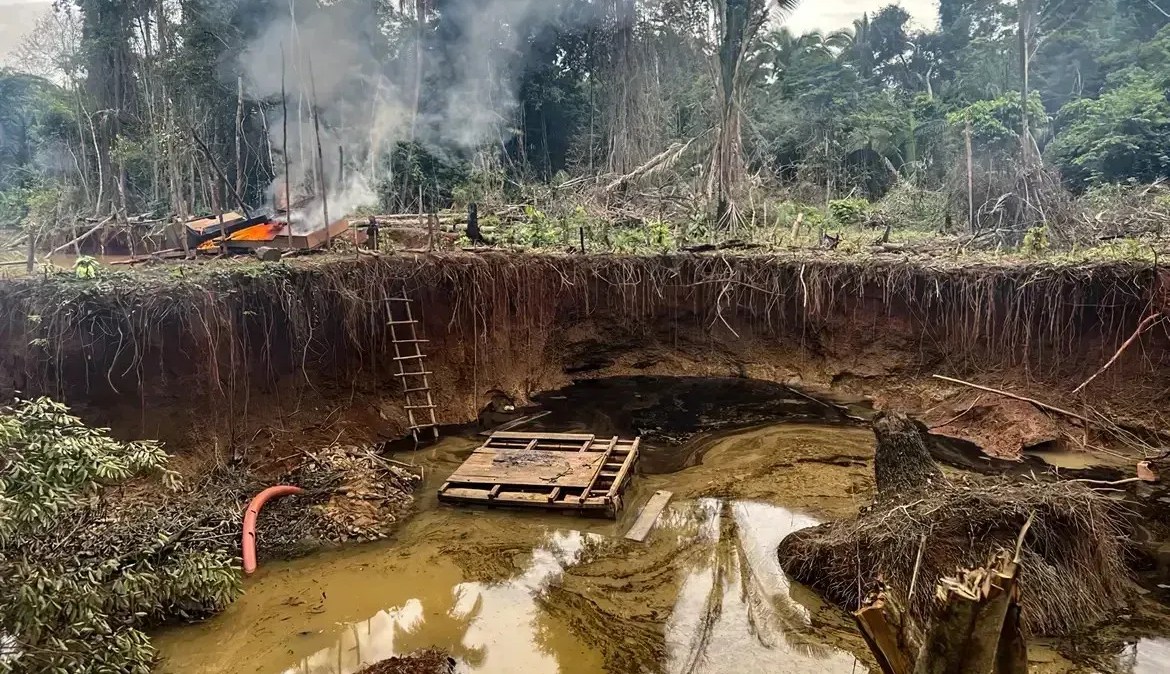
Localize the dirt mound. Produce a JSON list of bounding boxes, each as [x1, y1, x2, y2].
[[256, 445, 422, 555], [776, 478, 1134, 636], [926, 397, 1063, 458], [103, 444, 423, 567], [355, 650, 455, 674]]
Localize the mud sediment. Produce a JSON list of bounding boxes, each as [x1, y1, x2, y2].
[[354, 650, 455, 674]]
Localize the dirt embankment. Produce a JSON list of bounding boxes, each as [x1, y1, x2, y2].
[[0, 252, 1164, 463]]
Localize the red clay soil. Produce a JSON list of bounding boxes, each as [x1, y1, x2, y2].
[[923, 396, 1063, 459], [355, 650, 454, 674]]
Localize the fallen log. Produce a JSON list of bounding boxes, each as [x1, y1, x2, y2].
[[44, 215, 114, 258]]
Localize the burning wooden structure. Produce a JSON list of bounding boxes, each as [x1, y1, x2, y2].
[[193, 216, 362, 253], [184, 211, 269, 248], [438, 431, 640, 518]]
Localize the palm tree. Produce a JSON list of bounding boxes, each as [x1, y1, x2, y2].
[[709, 0, 801, 228], [758, 29, 833, 84], [829, 14, 875, 76]]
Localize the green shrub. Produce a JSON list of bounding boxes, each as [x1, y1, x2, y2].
[[829, 198, 870, 226], [1022, 226, 1049, 255], [0, 398, 240, 673]]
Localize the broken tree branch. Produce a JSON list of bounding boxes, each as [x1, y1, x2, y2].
[[931, 375, 1093, 426], [44, 215, 114, 258], [1072, 313, 1164, 395]]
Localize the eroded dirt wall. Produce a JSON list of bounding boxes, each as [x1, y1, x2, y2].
[[0, 253, 1163, 452]]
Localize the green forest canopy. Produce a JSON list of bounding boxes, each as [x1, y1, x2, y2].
[[0, 0, 1167, 242]]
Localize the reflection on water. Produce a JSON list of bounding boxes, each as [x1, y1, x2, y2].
[[282, 530, 603, 674], [663, 500, 860, 674], [154, 424, 882, 674], [163, 499, 863, 674], [1117, 638, 1170, 674]]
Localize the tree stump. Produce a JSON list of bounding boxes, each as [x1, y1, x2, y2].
[[873, 411, 945, 497]]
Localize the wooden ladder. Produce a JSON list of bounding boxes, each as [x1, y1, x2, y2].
[[387, 292, 439, 444]]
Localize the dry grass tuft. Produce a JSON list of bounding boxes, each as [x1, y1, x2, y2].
[[776, 478, 1134, 636]]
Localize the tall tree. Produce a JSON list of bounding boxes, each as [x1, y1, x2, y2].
[[710, 0, 800, 227]]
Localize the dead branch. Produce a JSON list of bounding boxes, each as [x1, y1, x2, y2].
[[44, 215, 114, 258], [1072, 313, 1164, 395], [931, 375, 1093, 426]]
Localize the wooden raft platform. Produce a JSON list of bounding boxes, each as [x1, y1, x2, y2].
[[437, 431, 640, 518]]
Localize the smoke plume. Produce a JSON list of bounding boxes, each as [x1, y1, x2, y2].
[[239, 0, 590, 230]]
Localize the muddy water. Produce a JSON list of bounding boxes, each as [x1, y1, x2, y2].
[[153, 416, 1165, 674], [154, 423, 878, 674], [1119, 639, 1170, 673]]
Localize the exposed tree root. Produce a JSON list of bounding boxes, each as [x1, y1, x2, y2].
[[0, 252, 1162, 450]]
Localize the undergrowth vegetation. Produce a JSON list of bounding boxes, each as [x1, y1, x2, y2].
[[0, 398, 240, 673]]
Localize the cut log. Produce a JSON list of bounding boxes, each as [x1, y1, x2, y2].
[[857, 552, 1026, 674], [913, 553, 1020, 674]]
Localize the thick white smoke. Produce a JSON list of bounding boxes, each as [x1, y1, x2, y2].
[[239, 0, 585, 230]]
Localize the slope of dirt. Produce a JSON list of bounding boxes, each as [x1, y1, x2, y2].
[[0, 252, 1164, 467]]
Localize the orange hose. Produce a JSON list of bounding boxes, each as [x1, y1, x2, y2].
[[242, 485, 304, 575]]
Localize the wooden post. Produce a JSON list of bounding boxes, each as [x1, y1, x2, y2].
[[579, 226, 585, 253], [25, 226, 36, 274]]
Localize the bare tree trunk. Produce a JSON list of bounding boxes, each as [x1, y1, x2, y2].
[[965, 120, 975, 233], [1018, 0, 1034, 168], [307, 52, 331, 242], [235, 74, 245, 198], [282, 44, 292, 250], [87, 109, 105, 214], [72, 86, 91, 204], [410, 1, 427, 141]]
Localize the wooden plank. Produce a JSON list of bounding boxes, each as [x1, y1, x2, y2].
[[488, 485, 501, 500], [624, 490, 673, 542], [478, 411, 552, 436], [491, 431, 595, 442], [438, 488, 612, 510], [488, 442, 594, 451], [547, 487, 561, 503], [577, 438, 616, 503], [445, 449, 606, 488]]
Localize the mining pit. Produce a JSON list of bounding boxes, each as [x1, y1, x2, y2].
[[6, 252, 1170, 673]]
